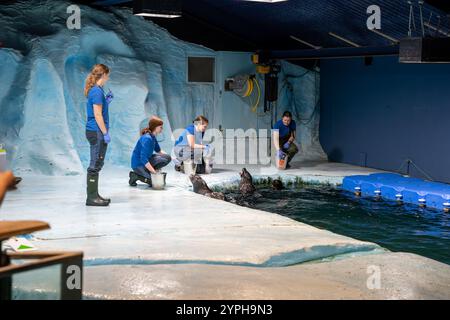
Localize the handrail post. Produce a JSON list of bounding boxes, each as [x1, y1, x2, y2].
[[0, 240, 12, 300]]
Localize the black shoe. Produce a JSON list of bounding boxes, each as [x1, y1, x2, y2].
[[129, 171, 138, 186], [86, 174, 109, 207], [286, 163, 291, 169], [129, 171, 152, 187], [8, 177, 22, 190], [175, 163, 185, 173]]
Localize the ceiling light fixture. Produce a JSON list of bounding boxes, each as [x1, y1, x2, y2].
[[133, 0, 182, 18]]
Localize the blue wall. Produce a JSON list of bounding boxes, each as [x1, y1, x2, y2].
[[320, 56, 450, 183]]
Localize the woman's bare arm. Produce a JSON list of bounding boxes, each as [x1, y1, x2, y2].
[[187, 134, 205, 149], [289, 130, 296, 143], [272, 131, 280, 150], [145, 162, 157, 174]]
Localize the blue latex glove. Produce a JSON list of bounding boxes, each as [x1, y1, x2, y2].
[[283, 141, 290, 150], [204, 144, 211, 154], [277, 150, 286, 159], [105, 89, 114, 104], [103, 132, 111, 144]]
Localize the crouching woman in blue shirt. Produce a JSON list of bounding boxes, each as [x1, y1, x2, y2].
[[173, 115, 211, 174], [129, 116, 172, 186], [273, 111, 299, 169]]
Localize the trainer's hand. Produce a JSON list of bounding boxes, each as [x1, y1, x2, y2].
[[106, 89, 114, 104], [103, 132, 111, 144], [277, 150, 287, 159], [283, 142, 290, 150]]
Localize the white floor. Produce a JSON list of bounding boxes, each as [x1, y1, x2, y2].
[[2, 161, 450, 299]]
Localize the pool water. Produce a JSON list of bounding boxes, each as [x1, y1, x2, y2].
[[227, 185, 450, 265]]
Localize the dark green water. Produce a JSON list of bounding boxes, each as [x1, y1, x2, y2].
[[228, 185, 450, 265]]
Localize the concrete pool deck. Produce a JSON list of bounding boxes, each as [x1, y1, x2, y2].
[[2, 161, 450, 299]]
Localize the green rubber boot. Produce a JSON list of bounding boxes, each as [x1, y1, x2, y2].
[[86, 174, 109, 206]]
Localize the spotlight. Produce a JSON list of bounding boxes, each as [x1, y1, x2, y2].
[[443, 202, 450, 213], [418, 198, 427, 208]]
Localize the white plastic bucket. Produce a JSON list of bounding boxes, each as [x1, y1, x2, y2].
[[183, 160, 197, 176], [151, 172, 167, 190], [276, 152, 287, 170], [204, 159, 213, 174]]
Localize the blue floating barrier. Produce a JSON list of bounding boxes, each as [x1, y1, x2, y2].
[[342, 173, 450, 210]]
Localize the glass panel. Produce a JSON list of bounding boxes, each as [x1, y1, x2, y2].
[[11, 262, 61, 300]]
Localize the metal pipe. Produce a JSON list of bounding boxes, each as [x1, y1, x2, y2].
[[328, 32, 361, 47], [424, 22, 450, 37], [370, 29, 400, 44], [289, 35, 321, 49]]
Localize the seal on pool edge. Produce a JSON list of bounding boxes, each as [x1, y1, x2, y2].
[[189, 174, 225, 200], [239, 168, 256, 196]]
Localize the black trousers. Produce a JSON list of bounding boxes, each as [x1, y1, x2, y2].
[[280, 136, 299, 164], [133, 154, 172, 179], [86, 130, 108, 175]]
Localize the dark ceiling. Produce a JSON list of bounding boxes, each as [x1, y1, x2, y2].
[[79, 0, 450, 52]]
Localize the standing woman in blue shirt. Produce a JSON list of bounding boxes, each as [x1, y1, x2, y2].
[[129, 116, 172, 186], [84, 64, 113, 206]]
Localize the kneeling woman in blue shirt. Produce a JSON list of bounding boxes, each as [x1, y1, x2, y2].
[[129, 116, 171, 186]]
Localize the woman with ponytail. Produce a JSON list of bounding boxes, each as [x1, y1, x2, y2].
[[129, 116, 172, 186], [84, 64, 113, 206]]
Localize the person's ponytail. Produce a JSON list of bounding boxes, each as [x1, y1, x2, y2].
[[141, 127, 151, 136]]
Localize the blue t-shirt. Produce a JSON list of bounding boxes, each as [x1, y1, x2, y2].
[[174, 124, 204, 147], [131, 133, 161, 169], [273, 119, 296, 139], [86, 85, 109, 132]]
